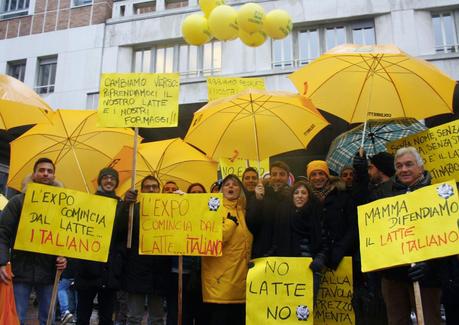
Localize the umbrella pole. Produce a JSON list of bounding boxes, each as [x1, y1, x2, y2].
[[70, 146, 90, 193], [178, 255, 183, 325], [412, 263, 425, 325], [46, 269, 63, 325], [127, 127, 139, 249], [359, 120, 368, 157]]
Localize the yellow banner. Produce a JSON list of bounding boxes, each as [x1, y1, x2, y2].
[[207, 77, 265, 101], [247, 257, 314, 324], [219, 158, 269, 179], [314, 257, 355, 325], [98, 73, 180, 128], [358, 180, 459, 272], [14, 183, 117, 262], [139, 193, 223, 256], [386, 119, 459, 183]]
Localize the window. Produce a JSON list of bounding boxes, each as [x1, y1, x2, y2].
[[165, 0, 188, 10], [272, 20, 375, 69], [7, 60, 26, 82], [72, 0, 92, 6], [298, 29, 320, 65], [133, 41, 222, 78], [86, 92, 99, 110], [35, 56, 57, 95], [272, 34, 293, 68], [0, 0, 29, 19], [432, 12, 459, 53]]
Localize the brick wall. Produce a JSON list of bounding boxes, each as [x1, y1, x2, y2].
[[0, 0, 113, 39]]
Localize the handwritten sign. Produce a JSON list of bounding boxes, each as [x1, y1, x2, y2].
[[98, 73, 180, 128], [314, 257, 355, 325], [386, 120, 459, 183], [219, 158, 269, 178], [358, 180, 459, 272], [247, 257, 314, 324], [14, 183, 117, 262], [139, 193, 223, 256], [207, 77, 265, 101]]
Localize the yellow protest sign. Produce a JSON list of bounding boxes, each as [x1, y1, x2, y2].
[[219, 158, 269, 179], [247, 257, 314, 324], [14, 183, 117, 262], [207, 77, 265, 101], [0, 193, 8, 210], [139, 193, 223, 256], [386, 119, 459, 183], [98, 73, 180, 128], [358, 180, 459, 272], [314, 257, 355, 325]]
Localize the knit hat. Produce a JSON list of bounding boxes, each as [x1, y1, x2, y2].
[[97, 167, 119, 187], [306, 160, 330, 179], [369, 152, 395, 177]]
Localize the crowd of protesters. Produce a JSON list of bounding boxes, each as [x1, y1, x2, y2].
[[0, 145, 458, 325]]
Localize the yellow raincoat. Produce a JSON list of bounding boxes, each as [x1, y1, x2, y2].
[[201, 197, 253, 303]]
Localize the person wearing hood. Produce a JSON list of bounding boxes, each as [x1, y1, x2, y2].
[[201, 174, 253, 325], [75, 167, 129, 325], [0, 157, 67, 325], [380, 147, 447, 325], [306, 160, 357, 270]]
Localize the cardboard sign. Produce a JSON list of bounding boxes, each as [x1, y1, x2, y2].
[[219, 158, 269, 179], [314, 257, 355, 325], [207, 77, 265, 101], [358, 180, 459, 272], [139, 193, 223, 256], [247, 257, 314, 324], [0, 194, 8, 210], [98, 73, 180, 128], [386, 119, 459, 183], [14, 183, 117, 262]]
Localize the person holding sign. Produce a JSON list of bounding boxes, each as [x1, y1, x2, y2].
[[0, 157, 67, 325], [380, 147, 447, 325], [123, 176, 170, 325], [306, 160, 357, 270], [272, 180, 329, 301], [201, 174, 253, 325], [75, 167, 128, 325], [247, 161, 291, 259]]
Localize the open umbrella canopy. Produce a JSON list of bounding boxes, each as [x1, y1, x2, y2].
[[288, 44, 455, 123], [0, 74, 53, 129], [112, 138, 218, 195], [326, 118, 427, 174], [7, 109, 139, 193], [184, 89, 329, 161]]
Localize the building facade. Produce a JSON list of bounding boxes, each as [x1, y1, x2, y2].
[[0, 0, 458, 178]]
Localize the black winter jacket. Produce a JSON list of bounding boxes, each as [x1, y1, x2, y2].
[[123, 203, 171, 295], [0, 193, 58, 284], [75, 190, 127, 290], [246, 185, 290, 258]]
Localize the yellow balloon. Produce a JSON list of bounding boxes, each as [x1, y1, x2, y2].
[[264, 9, 292, 40], [199, 0, 225, 18], [239, 29, 267, 47], [237, 2, 265, 33], [181, 14, 212, 46], [208, 5, 239, 41]]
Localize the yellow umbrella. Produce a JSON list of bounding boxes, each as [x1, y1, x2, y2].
[[0, 74, 53, 129], [112, 138, 218, 195], [7, 109, 139, 193], [288, 44, 455, 123], [184, 89, 329, 161]]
